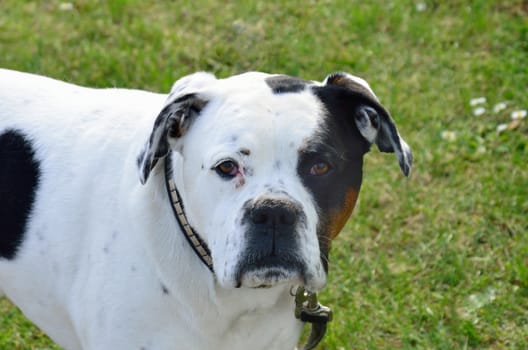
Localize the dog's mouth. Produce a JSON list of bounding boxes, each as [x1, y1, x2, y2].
[[235, 257, 305, 289]]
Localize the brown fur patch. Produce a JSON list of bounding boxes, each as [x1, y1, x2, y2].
[[327, 74, 348, 86], [328, 188, 359, 240]]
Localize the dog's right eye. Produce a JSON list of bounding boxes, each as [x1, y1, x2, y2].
[[215, 160, 239, 178]]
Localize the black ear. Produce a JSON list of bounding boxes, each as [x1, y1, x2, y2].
[[137, 93, 208, 184], [355, 105, 413, 176], [323, 72, 413, 176]]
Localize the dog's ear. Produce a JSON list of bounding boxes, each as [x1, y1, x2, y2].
[[138, 72, 216, 184], [137, 93, 208, 184], [322, 72, 413, 176], [138, 74, 217, 184]]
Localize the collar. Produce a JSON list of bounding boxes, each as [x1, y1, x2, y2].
[[164, 154, 214, 272]]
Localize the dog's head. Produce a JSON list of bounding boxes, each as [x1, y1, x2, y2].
[[137, 71, 412, 292]]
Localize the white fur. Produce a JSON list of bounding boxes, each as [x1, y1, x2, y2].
[[0, 69, 330, 350]]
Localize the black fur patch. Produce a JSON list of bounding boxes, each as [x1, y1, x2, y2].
[[265, 75, 310, 94], [297, 85, 373, 269], [322, 74, 412, 176], [0, 129, 41, 259]]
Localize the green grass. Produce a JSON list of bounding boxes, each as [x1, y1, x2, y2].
[[1, 0, 527, 349]]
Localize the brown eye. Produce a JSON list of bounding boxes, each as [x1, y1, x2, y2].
[[216, 160, 239, 178], [309, 162, 331, 176]]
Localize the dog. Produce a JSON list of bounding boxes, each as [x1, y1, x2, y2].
[[0, 68, 412, 350]]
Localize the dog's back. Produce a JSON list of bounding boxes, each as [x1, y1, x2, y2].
[[0, 69, 165, 348]]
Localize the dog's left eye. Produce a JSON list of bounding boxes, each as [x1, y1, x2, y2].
[[215, 160, 239, 178], [309, 161, 331, 176]]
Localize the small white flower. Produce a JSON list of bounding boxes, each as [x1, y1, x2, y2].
[[496, 123, 508, 133], [441, 130, 456, 141], [473, 107, 486, 116], [470, 97, 486, 106], [415, 2, 427, 12], [511, 110, 527, 120], [425, 306, 434, 316], [476, 145, 486, 154], [493, 102, 507, 113], [59, 2, 74, 11]]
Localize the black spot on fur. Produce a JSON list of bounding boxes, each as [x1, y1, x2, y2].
[[239, 148, 251, 156], [0, 130, 41, 259], [161, 283, 170, 295], [265, 75, 310, 94]]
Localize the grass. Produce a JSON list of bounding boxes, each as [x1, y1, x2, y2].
[[1, 0, 527, 348]]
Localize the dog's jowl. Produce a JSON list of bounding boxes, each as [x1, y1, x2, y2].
[[0, 69, 411, 350]]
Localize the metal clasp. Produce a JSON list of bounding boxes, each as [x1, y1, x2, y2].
[[294, 286, 333, 323], [294, 286, 333, 350]]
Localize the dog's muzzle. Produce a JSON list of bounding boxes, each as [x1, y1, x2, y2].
[[235, 197, 307, 288]]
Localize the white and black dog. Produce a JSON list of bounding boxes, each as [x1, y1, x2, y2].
[[0, 69, 411, 350]]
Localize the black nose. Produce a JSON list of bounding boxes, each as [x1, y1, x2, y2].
[[250, 201, 297, 227], [243, 197, 305, 258]]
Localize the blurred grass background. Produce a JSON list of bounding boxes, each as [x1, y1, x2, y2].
[[0, 0, 527, 349]]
